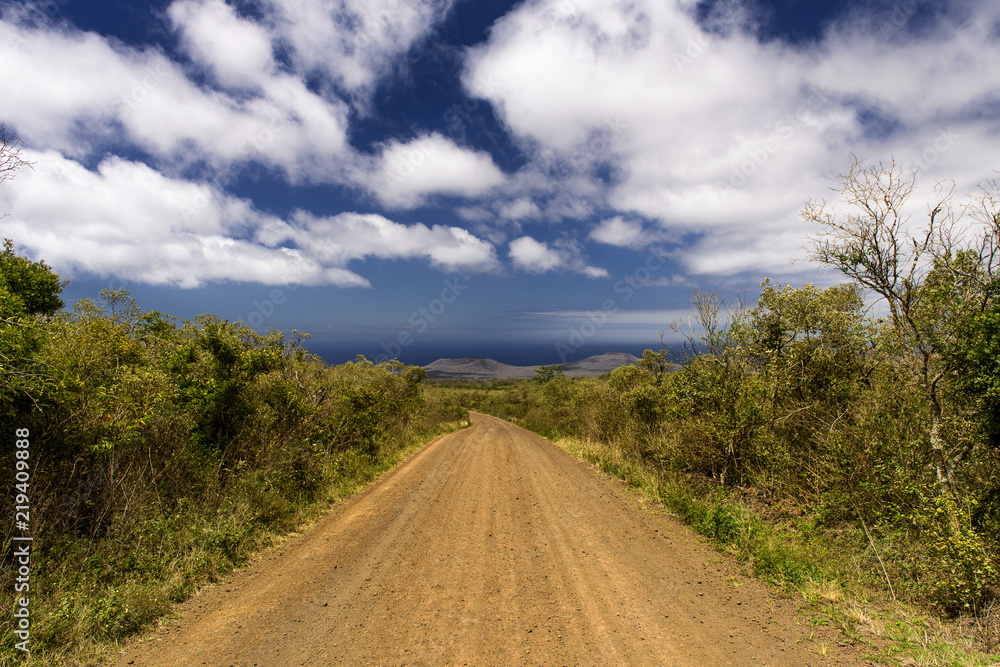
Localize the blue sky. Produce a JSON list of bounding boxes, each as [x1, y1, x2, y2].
[[1, 0, 998, 365]]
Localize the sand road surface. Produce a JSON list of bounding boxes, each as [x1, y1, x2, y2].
[[113, 412, 867, 666]]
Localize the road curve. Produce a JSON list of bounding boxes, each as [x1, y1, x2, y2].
[[113, 412, 865, 666]]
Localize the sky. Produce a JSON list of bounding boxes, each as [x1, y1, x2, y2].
[[1, 0, 998, 365]]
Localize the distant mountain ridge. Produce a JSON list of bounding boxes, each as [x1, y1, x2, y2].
[[423, 352, 639, 380]]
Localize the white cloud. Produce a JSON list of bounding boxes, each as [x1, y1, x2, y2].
[[1, 1, 473, 190], [677, 223, 803, 278], [589, 216, 644, 247], [0, 12, 349, 180], [0, 18, 142, 155], [508, 235, 608, 277], [455, 206, 493, 223], [363, 133, 506, 207], [0, 4, 506, 288], [509, 236, 562, 273], [258, 0, 456, 96], [0, 150, 498, 287], [260, 211, 501, 274], [813, 12, 1000, 129], [0, 150, 354, 288], [499, 197, 541, 220], [464, 0, 1000, 278], [169, 0, 275, 89], [581, 265, 611, 279], [5, 0, 999, 294]]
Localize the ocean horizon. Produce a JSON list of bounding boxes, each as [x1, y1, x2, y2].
[[301, 338, 666, 368]]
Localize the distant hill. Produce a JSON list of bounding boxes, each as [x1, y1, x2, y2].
[[562, 352, 640, 376], [423, 352, 639, 380]]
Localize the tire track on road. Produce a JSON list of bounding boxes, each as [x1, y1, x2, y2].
[[113, 412, 867, 666]]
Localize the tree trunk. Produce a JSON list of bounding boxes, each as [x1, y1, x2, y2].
[[929, 411, 951, 488], [925, 364, 954, 490]]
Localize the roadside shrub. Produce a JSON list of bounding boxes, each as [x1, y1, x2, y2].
[[448, 279, 1000, 619], [0, 276, 454, 663]]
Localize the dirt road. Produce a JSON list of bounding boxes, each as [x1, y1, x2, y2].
[[113, 412, 866, 666]]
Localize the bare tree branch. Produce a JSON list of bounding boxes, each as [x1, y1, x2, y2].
[[801, 155, 996, 489], [0, 123, 34, 186]]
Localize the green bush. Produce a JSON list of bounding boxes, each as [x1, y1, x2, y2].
[[0, 247, 462, 663], [451, 276, 1000, 620]]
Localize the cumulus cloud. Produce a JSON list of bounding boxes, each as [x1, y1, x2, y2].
[[508, 235, 608, 277], [0, 150, 341, 287], [455, 206, 493, 223], [0, 14, 351, 180], [258, 0, 456, 96], [0, 150, 498, 288], [0, 17, 143, 155], [589, 216, 645, 248], [362, 133, 506, 207], [1, 1, 501, 208], [0, 2, 503, 289], [498, 197, 541, 220], [464, 0, 1000, 278], [508, 236, 561, 273], [4, 0, 999, 293], [169, 0, 275, 89], [260, 211, 502, 274]]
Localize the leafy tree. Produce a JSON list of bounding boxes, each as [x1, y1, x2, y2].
[[534, 364, 565, 383], [637, 348, 670, 384], [1, 124, 61, 318], [0, 127, 65, 411], [0, 240, 66, 414], [737, 280, 876, 404], [1, 244, 65, 320], [946, 283, 1000, 450], [803, 157, 1000, 488]]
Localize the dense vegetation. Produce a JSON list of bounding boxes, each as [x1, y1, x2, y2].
[[455, 162, 1000, 657], [2, 122, 997, 661], [0, 243, 465, 663]]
